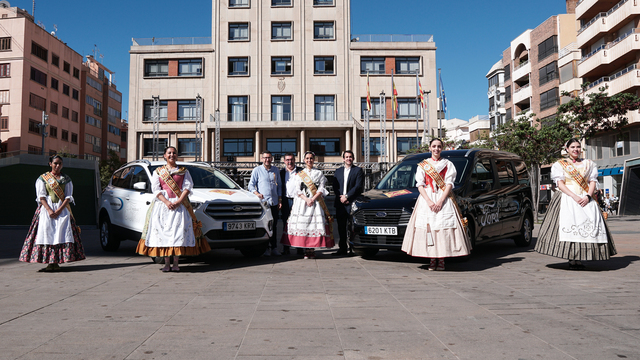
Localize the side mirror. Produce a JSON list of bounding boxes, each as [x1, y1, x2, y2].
[[133, 182, 147, 190]]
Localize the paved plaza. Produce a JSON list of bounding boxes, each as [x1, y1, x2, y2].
[[0, 216, 639, 360]]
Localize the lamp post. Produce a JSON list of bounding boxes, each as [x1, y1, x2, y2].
[[423, 90, 431, 144], [379, 90, 386, 164]]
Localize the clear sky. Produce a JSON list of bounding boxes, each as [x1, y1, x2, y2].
[[21, 0, 568, 122]]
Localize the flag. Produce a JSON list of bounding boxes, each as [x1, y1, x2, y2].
[[439, 73, 447, 113], [366, 72, 372, 112], [392, 72, 398, 116], [417, 73, 424, 108]]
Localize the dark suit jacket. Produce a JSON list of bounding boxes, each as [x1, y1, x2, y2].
[[332, 165, 364, 213], [280, 166, 303, 216]]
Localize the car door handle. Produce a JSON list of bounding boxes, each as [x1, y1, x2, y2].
[[125, 197, 130, 201], [146, 201, 151, 205]]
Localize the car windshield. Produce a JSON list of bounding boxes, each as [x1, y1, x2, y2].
[[376, 156, 469, 190], [149, 165, 240, 189]]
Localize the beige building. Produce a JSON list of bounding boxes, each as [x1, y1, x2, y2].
[[128, 0, 437, 163], [0, 4, 125, 161]]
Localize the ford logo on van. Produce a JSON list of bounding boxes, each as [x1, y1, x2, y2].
[[232, 205, 243, 212], [376, 212, 387, 218]]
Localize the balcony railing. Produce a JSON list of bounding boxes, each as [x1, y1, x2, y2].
[[586, 63, 637, 90], [514, 60, 529, 71], [93, 145, 102, 153], [514, 83, 530, 94], [579, 28, 638, 63], [132, 37, 212, 46], [350, 34, 434, 42], [558, 42, 577, 58], [143, 112, 355, 122], [578, 0, 629, 34]]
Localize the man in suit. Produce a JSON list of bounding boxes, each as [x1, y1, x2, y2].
[[332, 150, 364, 256], [280, 153, 303, 255]]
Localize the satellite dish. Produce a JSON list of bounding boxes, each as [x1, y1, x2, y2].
[[0, 1, 10, 8]]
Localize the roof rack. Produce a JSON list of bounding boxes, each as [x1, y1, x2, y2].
[[123, 159, 152, 166]]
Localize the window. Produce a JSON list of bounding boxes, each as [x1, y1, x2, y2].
[[229, 23, 249, 41], [506, 108, 512, 121], [121, 130, 127, 142], [538, 36, 558, 61], [309, 138, 340, 156], [71, 111, 78, 122], [29, 93, 46, 111], [504, 64, 510, 81], [109, 89, 122, 103], [63, 61, 70, 73], [505, 85, 511, 103], [108, 141, 120, 153], [86, 115, 102, 128], [360, 57, 385, 74], [177, 138, 198, 156], [559, 62, 574, 84], [51, 77, 59, 90], [87, 77, 102, 91], [86, 95, 103, 116], [28, 145, 41, 155], [85, 133, 100, 147], [50, 102, 58, 115], [71, 133, 78, 144], [229, 0, 249, 7], [51, 54, 59, 67], [395, 57, 420, 74], [62, 84, 70, 96], [228, 57, 249, 75], [271, 96, 291, 121], [611, 132, 630, 157], [271, 57, 292, 75], [61, 130, 69, 141], [30, 67, 47, 86], [178, 100, 198, 120], [0, 63, 9, 77], [361, 98, 381, 119], [143, 100, 168, 121], [272, 0, 291, 6], [0, 89, 8, 104], [314, 22, 334, 40], [488, 74, 499, 88], [108, 107, 121, 124], [361, 137, 381, 156], [314, 56, 334, 75], [72, 89, 79, 100], [228, 96, 248, 121], [49, 126, 57, 138], [62, 107, 69, 119], [397, 137, 420, 155], [73, 67, 79, 79], [496, 160, 515, 186], [143, 138, 168, 156], [223, 138, 253, 156], [29, 119, 41, 134], [145, 60, 168, 77], [470, 159, 494, 192], [315, 95, 334, 121], [397, 98, 420, 118], [539, 62, 558, 85], [0, 116, 7, 130], [314, 0, 334, 5], [266, 138, 296, 157], [31, 41, 47, 62], [515, 161, 529, 184], [272, 22, 292, 40], [108, 124, 121, 136], [178, 59, 202, 76], [0, 37, 10, 50], [539, 88, 559, 111]]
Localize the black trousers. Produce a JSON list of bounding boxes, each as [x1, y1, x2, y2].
[[269, 205, 279, 249], [281, 198, 294, 248], [335, 204, 349, 251]]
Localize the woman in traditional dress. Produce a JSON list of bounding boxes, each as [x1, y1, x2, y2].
[[535, 139, 616, 270], [401, 138, 471, 270], [20, 155, 85, 271], [282, 151, 335, 259], [136, 146, 210, 272]]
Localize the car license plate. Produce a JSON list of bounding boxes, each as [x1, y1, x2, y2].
[[365, 226, 397, 235], [224, 222, 256, 231]]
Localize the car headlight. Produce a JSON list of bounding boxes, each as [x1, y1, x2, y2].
[[190, 201, 203, 210], [351, 201, 360, 214], [261, 201, 270, 210]]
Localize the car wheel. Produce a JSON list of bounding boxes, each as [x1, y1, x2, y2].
[[99, 216, 120, 252], [514, 212, 533, 247], [354, 247, 379, 258], [240, 242, 269, 258], [465, 220, 476, 250], [152, 257, 165, 264]]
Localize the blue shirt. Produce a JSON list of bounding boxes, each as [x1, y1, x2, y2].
[[248, 165, 282, 206]]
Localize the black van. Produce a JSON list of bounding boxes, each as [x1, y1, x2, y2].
[[349, 149, 534, 257]]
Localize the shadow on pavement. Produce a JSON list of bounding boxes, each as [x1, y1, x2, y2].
[[544, 255, 640, 272]]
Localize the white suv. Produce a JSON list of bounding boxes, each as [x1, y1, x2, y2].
[[98, 160, 273, 257]]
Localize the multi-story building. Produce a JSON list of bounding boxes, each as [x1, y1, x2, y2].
[[0, 4, 125, 161], [128, 0, 437, 163], [501, 1, 578, 126], [80, 55, 125, 162], [486, 61, 505, 131], [575, 0, 640, 197]]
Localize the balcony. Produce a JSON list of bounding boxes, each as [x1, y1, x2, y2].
[[578, 29, 640, 78], [513, 84, 531, 105], [577, 0, 638, 47], [584, 64, 640, 96], [350, 34, 434, 42], [512, 60, 531, 82], [132, 37, 212, 46]]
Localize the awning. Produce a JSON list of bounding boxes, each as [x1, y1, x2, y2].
[[598, 167, 624, 177]]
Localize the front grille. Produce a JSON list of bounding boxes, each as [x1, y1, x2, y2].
[[354, 209, 411, 226], [205, 203, 264, 220], [205, 228, 267, 240], [354, 234, 405, 246]]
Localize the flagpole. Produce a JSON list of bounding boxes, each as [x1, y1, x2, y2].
[[415, 71, 419, 146], [424, 90, 430, 144], [438, 68, 442, 138], [391, 70, 396, 163]]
